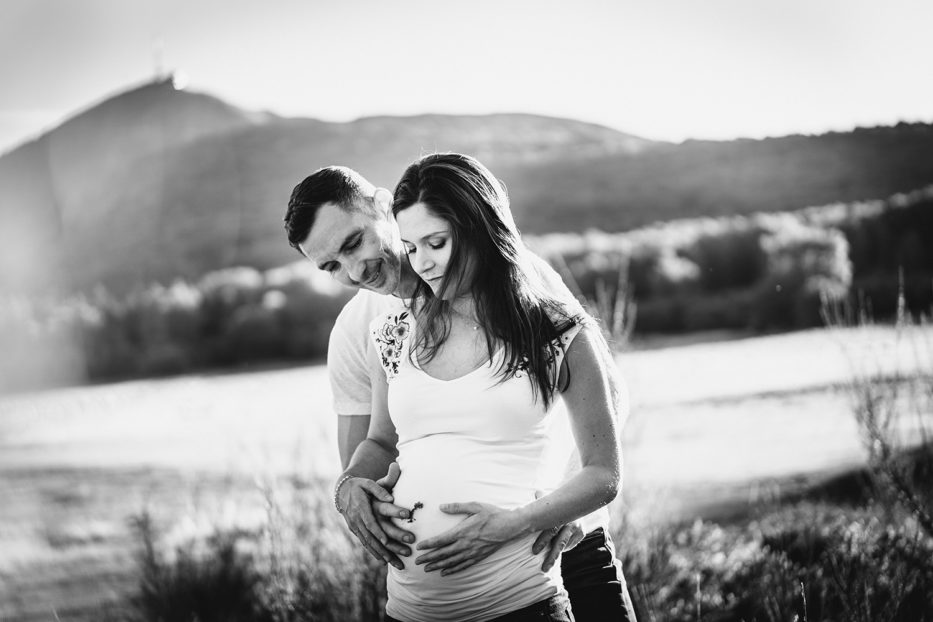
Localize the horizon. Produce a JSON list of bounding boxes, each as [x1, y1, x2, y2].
[[2, 0, 932, 153], [3, 72, 930, 157]]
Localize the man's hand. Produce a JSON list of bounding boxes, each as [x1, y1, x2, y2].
[[531, 520, 585, 571], [337, 468, 411, 570], [371, 463, 416, 559]]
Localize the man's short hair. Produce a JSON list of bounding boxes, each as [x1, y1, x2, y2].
[[283, 166, 376, 254]]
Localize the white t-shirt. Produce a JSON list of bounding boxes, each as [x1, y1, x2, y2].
[[328, 288, 401, 415], [326, 255, 612, 532], [371, 305, 582, 622]]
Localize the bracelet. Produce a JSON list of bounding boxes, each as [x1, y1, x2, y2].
[[334, 474, 355, 513]]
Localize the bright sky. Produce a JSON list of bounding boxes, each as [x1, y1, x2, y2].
[[1, 0, 931, 153]]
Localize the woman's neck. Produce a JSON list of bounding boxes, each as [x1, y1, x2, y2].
[[448, 296, 479, 325]]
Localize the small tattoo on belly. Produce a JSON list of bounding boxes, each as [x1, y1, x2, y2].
[[407, 501, 423, 523]]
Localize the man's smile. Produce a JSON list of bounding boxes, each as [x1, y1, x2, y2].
[[363, 261, 384, 287]]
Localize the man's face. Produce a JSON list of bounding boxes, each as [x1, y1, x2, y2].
[[300, 196, 404, 295]]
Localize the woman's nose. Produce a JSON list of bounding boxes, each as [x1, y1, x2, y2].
[[414, 252, 433, 274]]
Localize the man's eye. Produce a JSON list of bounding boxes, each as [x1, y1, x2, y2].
[[348, 235, 362, 250]]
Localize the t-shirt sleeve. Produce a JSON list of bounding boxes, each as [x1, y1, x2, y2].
[[327, 313, 373, 416]]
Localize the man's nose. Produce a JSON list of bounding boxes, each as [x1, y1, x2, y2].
[[346, 259, 367, 284]]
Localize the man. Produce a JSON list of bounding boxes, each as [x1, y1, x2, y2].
[[284, 165, 637, 620]]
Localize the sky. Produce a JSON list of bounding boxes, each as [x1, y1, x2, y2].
[[1, 0, 931, 153]]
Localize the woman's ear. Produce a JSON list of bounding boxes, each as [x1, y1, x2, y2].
[[373, 187, 393, 215]]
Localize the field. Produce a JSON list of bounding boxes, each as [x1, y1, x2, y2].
[[1, 325, 931, 620]]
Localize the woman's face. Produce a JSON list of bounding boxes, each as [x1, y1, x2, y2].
[[396, 201, 472, 300]]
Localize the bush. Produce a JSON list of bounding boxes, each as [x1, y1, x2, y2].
[[752, 223, 852, 330], [121, 478, 387, 622], [0, 261, 353, 390], [616, 503, 933, 622], [128, 512, 271, 622]]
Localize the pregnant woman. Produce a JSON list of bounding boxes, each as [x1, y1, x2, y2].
[[336, 153, 621, 621]]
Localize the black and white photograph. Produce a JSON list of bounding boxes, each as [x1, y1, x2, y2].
[[1, 1, 932, 620]]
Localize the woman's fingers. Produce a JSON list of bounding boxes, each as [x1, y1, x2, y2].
[[441, 557, 480, 576], [417, 529, 459, 551], [417, 502, 483, 550], [415, 541, 462, 566], [425, 548, 472, 573], [438, 501, 483, 516]]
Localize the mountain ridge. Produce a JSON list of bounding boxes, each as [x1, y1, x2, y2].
[[2, 79, 932, 295]]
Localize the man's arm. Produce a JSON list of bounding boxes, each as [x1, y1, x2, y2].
[[328, 307, 415, 566], [338, 414, 371, 470], [336, 346, 416, 569]]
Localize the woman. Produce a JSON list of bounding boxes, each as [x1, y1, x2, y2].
[[336, 153, 621, 621]]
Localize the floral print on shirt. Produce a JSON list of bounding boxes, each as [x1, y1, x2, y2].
[[373, 310, 411, 381]]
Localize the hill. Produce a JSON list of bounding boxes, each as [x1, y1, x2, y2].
[[2, 78, 933, 294]]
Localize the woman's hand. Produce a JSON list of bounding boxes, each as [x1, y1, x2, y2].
[[414, 502, 524, 575]]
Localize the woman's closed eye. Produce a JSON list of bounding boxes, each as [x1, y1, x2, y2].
[[428, 239, 447, 250]]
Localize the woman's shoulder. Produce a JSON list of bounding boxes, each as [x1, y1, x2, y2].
[[547, 302, 594, 345]]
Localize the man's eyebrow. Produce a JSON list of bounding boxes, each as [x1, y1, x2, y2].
[[339, 228, 364, 252], [315, 228, 363, 270]]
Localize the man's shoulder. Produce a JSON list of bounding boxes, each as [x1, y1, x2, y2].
[[334, 289, 404, 333]]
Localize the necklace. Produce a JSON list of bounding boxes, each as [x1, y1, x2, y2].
[[449, 305, 480, 331]]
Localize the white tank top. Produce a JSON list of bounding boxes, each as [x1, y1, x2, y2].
[[370, 307, 581, 622]]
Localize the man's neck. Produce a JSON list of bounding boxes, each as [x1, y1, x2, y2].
[[391, 260, 420, 299]]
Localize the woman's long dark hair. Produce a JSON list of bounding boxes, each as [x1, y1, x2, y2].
[[392, 153, 579, 408]]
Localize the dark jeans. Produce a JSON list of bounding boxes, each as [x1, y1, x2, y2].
[[386, 593, 573, 622], [561, 528, 637, 621]]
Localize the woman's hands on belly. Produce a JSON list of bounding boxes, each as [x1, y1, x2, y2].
[[413, 501, 527, 575], [391, 439, 536, 575]]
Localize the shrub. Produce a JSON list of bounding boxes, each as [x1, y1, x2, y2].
[[127, 512, 271, 622], [753, 223, 852, 330]]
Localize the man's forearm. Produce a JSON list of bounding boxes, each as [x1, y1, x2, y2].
[[341, 437, 397, 482], [337, 414, 372, 470]]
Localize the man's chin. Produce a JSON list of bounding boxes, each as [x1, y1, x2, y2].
[[362, 275, 397, 296]]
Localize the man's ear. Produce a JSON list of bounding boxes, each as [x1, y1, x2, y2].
[[373, 187, 393, 216]]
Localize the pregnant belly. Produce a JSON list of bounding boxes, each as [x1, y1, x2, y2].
[[389, 439, 533, 576]]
